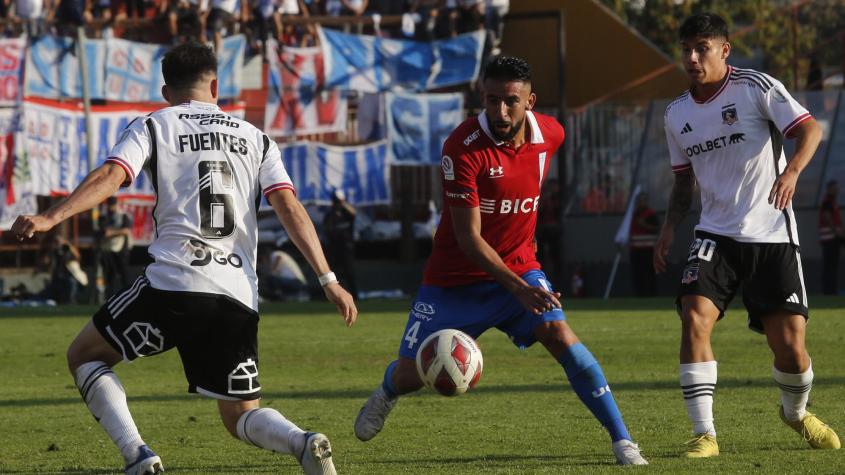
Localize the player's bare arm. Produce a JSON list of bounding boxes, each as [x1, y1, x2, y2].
[[449, 206, 560, 314], [11, 162, 126, 241], [769, 118, 822, 210], [654, 169, 696, 273], [267, 188, 357, 326]]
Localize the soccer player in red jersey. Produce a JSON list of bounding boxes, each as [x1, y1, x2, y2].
[[353, 56, 647, 465]]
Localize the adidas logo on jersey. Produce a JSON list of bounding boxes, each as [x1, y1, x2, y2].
[[681, 123, 693, 134], [786, 293, 801, 304]]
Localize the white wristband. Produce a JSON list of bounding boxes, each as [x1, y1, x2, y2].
[[318, 271, 338, 287]]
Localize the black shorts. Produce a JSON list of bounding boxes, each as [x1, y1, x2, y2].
[[207, 8, 234, 32], [676, 230, 808, 333], [93, 275, 262, 400]]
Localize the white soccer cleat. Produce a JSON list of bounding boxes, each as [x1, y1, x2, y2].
[[124, 445, 164, 475], [612, 439, 648, 465], [354, 386, 397, 441], [298, 432, 336, 475]]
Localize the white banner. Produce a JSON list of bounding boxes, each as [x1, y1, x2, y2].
[[0, 108, 36, 230], [104, 39, 166, 103], [20, 98, 244, 197]]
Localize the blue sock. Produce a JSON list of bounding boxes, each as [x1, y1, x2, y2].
[[559, 343, 630, 442], [381, 360, 399, 399]]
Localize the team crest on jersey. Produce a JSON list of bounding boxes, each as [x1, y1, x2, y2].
[[228, 358, 260, 395], [681, 263, 700, 284], [442, 156, 454, 180], [721, 104, 738, 125]]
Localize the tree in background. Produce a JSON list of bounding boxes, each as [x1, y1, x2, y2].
[[600, 0, 845, 90]]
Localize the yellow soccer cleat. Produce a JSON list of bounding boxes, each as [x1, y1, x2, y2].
[[779, 408, 841, 450], [684, 433, 719, 458]]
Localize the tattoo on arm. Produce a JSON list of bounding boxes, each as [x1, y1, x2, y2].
[[664, 171, 695, 229]]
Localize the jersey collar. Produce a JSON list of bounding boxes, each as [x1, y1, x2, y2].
[[183, 100, 220, 110], [478, 110, 545, 147]]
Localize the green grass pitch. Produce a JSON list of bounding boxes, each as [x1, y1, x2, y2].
[[1, 297, 844, 474]]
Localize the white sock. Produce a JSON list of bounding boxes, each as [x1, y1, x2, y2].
[[236, 407, 306, 457], [680, 361, 717, 436], [773, 364, 813, 422], [75, 361, 145, 463]]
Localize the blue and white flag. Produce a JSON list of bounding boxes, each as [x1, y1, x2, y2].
[[25, 36, 106, 99], [280, 140, 390, 205], [386, 92, 463, 166], [217, 35, 246, 98], [0, 37, 26, 106], [320, 28, 484, 92], [104, 39, 166, 102]]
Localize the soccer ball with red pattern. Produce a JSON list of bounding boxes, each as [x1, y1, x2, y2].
[[415, 329, 483, 397]]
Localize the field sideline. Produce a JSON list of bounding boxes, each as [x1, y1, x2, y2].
[[1, 297, 844, 474]]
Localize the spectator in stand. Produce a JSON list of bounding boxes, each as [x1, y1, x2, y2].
[[339, 0, 366, 16], [408, 0, 442, 41], [484, 0, 507, 55], [205, 0, 248, 55], [628, 192, 659, 297], [248, 0, 275, 56], [447, 0, 482, 35], [12, 0, 51, 39], [54, 0, 85, 35], [324, 0, 339, 16], [258, 244, 309, 301], [84, 0, 113, 38], [818, 179, 843, 295], [163, 0, 202, 43], [273, 0, 311, 47]]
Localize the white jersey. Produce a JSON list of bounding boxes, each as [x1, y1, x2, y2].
[[107, 100, 294, 311], [664, 66, 812, 244]]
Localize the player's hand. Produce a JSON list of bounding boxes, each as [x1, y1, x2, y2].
[[323, 282, 357, 327], [10, 214, 55, 241], [512, 284, 561, 315], [769, 168, 799, 210], [654, 226, 674, 274]]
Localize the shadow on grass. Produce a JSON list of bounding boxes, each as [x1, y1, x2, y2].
[[4, 375, 845, 408]]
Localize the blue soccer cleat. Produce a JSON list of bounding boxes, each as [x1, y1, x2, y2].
[[124, 445, 164, 475]]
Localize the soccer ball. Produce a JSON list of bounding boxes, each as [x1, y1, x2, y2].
[[415, 329, 483, 397]]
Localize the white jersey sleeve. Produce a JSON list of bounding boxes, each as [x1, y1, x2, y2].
[[106, 116, 151, 187], [757, 74, 812, 137], [259, 135, 295, 197]]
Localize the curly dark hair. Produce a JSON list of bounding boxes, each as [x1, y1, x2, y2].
[[161, 42, 217, 90], [679, 13, 729, 42], [483, 56, 532, 84]]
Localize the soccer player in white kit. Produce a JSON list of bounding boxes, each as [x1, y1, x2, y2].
[[10, 43, 356, 475], [654, 13, 840, 458]]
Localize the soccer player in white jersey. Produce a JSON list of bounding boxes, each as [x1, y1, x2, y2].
[[655, 13, 840, 458], [10, 43, 356, 475]]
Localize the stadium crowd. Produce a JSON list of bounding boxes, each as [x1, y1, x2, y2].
[[0, 0, 509, 57]]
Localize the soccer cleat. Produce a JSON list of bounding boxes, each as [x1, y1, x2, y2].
[[779, 407, 841, 449], [124, 445, 164, 475], [354, 386, 397, 441], [298, 432, 336, 475], [684, 433, 719, 458], [612, 439, 648, 465]]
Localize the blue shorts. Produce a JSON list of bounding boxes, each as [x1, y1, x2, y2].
[[397, 269, 566, 359]]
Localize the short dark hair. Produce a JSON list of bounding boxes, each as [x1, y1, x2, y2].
[[483, 56, 532, 84], [679, 13, 729, 42], [161, 43, 217, 90]]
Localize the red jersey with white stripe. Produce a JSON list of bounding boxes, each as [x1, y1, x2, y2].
[[423, 111, 564, 286], [664, 66, 811, 244], [106, 100, 294, 311]]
